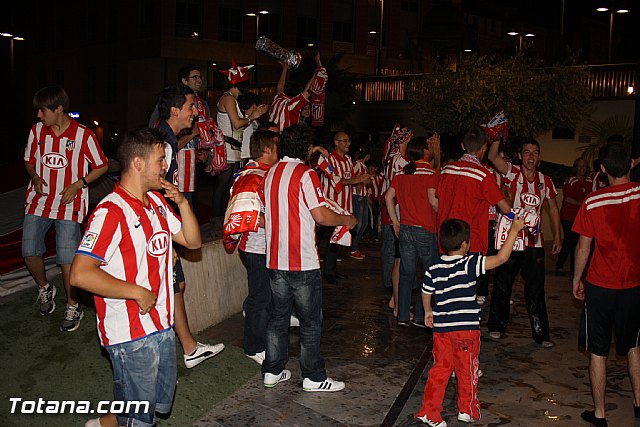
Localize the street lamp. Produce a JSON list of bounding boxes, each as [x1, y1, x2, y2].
[[246, 10, 269, 85], [1, 32, 25, 78], [507, 31, 535, 56], [595, 3, 630, 63]]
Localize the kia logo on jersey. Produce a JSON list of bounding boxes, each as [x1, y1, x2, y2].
[[520, 192, 541, 208], [42, 153, 68, 169], [147, 231, 170, 257]]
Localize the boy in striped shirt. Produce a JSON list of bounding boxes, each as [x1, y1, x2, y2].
[[416, 217, 523, 426]]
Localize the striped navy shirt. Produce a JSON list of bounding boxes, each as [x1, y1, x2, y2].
[[422, 254, 485, 333]]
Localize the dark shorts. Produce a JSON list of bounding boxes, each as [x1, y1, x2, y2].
[[173, 259, 185, 294], [580, 281, 640, 356]]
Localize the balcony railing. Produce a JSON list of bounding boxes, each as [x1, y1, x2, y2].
[[353, 63, 637, 103], [206, 64, 636, 107]]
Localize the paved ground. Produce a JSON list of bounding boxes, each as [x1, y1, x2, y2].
[[194, 237, 639, 427]]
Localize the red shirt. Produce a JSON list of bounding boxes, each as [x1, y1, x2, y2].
[[390, 162, 438, 232], [572, 182, 640, 289], [560, 176, 592, 221], [437, 157, 505, 254]]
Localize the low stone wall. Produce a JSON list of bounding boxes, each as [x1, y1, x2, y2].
[[179, 239, 247, 334]]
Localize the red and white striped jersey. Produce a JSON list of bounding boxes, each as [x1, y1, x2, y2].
[[261, 157, 326, 271], [572, 182, 640, 290], [268, 92, 309, 131], [352, 160, 368, 197], [502, 163, 557, 247], [437, 158, 506, 254], [24, 120, 107, 222], [76, 184, 181, 346], [320, 151, 355, 212], [233, 162, 270, 254], [368, 173, 384, 201]]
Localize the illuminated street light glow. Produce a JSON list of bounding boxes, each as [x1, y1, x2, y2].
[[1, 32, 13, 37], [507, 31, 519, 36]]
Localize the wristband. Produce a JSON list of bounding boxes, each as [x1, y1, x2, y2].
[[81, 177, 88, 188]]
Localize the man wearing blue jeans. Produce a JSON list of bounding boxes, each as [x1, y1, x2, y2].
[[260, 124, 357, 391], [71, 128, 202, 426], [23, 86, 107, 332]]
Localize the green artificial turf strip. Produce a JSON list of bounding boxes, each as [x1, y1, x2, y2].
[[0, 275, 258, 426]]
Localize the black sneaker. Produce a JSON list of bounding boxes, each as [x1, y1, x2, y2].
[[323, 274, 337, 285], [410, 319, 427, 329], [397, 320, 410, 327], [60, 304, 84, 332], [37, 284, 56, 315]]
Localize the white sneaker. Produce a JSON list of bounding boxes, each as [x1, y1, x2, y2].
[[476, 295, 486, 305], [541, 340, 555, 348], [302, 377, 345, 392], [289, 315, 300, 327], [489, 331, 502, 340], [416, 415, 447, 427], [264, 370, 291, 387], [184, 342, 225, 368], [246, 351, 265, 365], [457, 412, 480, 422]]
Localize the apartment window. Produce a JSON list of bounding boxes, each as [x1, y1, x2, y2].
[[333, 21, 352, 42], [297, 16, 317, 48], [176, 0, 201, 38], [260, 12, 281, 42], [87, 67, 96, 104], [138, 0, 158, 38], [106, 64, 118, 104], [218, 7, 242, 41]]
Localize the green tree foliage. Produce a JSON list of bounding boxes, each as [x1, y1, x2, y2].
[[409, 55, 592, 139]]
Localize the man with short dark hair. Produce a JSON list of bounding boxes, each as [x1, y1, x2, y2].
[[572, 142, 640, 427], [24, 86, 108, 332], [487, 137, 562, 347], [71, 128, 201, 427], [260, 124, 357, 392]]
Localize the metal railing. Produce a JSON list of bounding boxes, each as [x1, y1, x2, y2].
[[353, 64, 637, 103], [206, 64, 636, 107]]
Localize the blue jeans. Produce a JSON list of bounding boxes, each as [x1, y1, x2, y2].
[[240, 250, 271, 356], [398, 225, 436, 323], [381, 224, 398, 288], [105, 329, 177, 427], [263, 269, 326, 382], [350, 195, 369, 252], [22, 214, 81, 265]]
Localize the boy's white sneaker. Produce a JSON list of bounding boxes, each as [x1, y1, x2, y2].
[[416, 415, 447, 427], [457, 412, 480, 423]]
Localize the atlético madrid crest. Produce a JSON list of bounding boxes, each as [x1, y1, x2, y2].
[[65, 139, 76, 151]]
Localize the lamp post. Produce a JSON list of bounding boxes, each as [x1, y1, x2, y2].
[[507, 31, 535, 56], [246, 10, 269, 85], [596, 4, 630, 63], [1, 32, 25, 79]]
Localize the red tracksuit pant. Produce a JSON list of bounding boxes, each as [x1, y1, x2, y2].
[[416, 330, 481, 423]]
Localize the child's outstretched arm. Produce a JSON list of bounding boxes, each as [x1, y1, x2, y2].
[[485, 216, 525, 270], [422, 292, 434, 328]]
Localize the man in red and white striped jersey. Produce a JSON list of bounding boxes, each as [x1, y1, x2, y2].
[[23, 86, 107, 332], [71, 128, 201, 427], [487, 137, 562, 347], [269, 53, 326, 131], [571, 142, 640, 427], [319, 131, 371, 284], [259, 124, 356, 392]]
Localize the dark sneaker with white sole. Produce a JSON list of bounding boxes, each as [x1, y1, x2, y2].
[[60, 304, 84, 332], [37, 284, 56, 315]]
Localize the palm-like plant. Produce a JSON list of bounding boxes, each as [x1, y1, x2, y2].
[[579, 115, 632, 167]]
